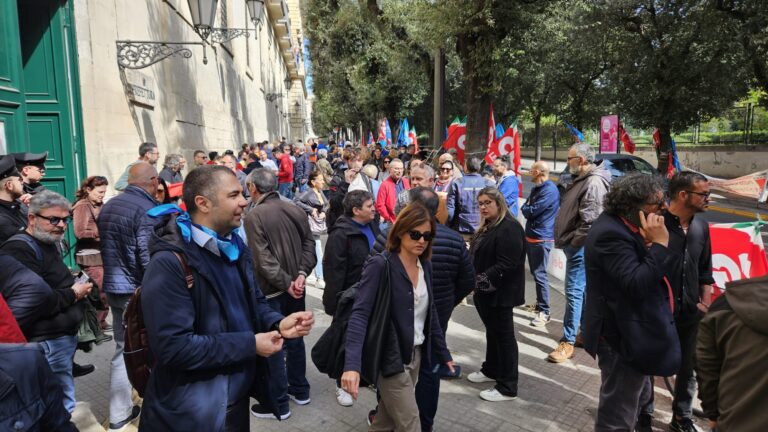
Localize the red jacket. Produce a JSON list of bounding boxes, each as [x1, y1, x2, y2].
[[376, 176, 411, 223], [0, 294, 26, 343], [278, 154, 294, 184]]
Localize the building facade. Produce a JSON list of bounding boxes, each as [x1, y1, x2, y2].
[[0, 0, 312, 198]]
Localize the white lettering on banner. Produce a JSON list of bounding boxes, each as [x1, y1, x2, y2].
[[712, 252, 752, 288]]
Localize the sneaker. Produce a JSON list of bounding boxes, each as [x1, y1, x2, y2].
[[288, 393, 311, 405], [73, 363, 96, 378], [574, 333, 584, 348], [547, 342, 575, 363], [669, 416, 700, 432], [250, 403, 291, 420], [335, 386, 354, 407], [521, 303, 540, 313], [367, 409, 377, 426], [635, 413, 652, 432], [530, 311, 551, 327], [467, 371, 495, 383], [108, 405, 141, 431], [479, 388, 517, 402], [316, 278, 326, 289]]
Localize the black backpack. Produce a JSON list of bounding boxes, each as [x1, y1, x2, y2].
[[311, 282, 359, 381]]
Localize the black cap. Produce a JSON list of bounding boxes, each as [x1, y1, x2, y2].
[[0, 155, 21, 179], [12, 151, 48, 169]]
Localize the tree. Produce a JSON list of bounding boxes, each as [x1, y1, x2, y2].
[[600, 0, 750, 171]]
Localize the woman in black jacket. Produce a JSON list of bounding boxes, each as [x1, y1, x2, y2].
[[467, 186, 526, 402], [341, 203, 454, 432], [295, 170, 330, 288]]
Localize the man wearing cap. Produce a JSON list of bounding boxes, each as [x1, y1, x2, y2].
[[0, 155, 27, 243], [13, 151, 48, 196]]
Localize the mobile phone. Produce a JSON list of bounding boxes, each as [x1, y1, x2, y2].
[[74, 272, 90, 285]]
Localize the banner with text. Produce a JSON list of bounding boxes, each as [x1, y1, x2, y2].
[[599, 115, 618, 153]]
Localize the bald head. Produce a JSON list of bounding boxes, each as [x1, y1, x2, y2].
[[128, 162, 158, 194], [531, 160, 550, 184]]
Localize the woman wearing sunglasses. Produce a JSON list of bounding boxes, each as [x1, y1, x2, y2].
[[467, 187, 526, 402], [341, 203, 454, 431]]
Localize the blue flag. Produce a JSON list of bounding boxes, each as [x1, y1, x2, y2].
[[397, 118, 410, 147], [496, 122, 505, 140], [670, 138, 682, 172], [564, 121, 584, 142]]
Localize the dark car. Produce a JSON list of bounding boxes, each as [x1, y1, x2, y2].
[[556, 154, 657, 195]]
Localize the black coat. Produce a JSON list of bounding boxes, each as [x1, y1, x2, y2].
[[0, 199, 27, 243], [470, 216, 526, 307], [581, 212, 681, 376], [373, 223, 475, 331], [322, 216, 378, 316], [0, 253, 58, 337]]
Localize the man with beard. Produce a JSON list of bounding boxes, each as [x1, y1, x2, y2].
[[0, 155, 27, 242], [0, 190, 93, 413]]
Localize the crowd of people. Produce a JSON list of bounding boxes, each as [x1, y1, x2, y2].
[[0, 137, 765, 432]]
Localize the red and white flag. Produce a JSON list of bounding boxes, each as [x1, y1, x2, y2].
[[442, 124, 466, 165]]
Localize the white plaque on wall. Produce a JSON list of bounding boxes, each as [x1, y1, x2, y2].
[[124, 70, 157, 108]]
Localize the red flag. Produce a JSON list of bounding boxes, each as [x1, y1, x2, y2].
[[652, 128, 661, 149], [408, 127, 419, 153], [484, 103, 496, 164], [619, 122, 636, 154], [442, 124, 466, 165]]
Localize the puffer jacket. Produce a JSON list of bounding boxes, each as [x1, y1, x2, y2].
[[0, 253, 57, 337], [373, 223, 475, 331], [553, 162, 610, 248], [446, 173, 494, 234], [243, 191, 317, 298], [98, 185, 157, 294]]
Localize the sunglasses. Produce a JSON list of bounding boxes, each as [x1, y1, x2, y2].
[[440, 167, 453, 172], [408, 230, 435, 242], [685, 190, 710, 199], [35, 213, 72, 225]]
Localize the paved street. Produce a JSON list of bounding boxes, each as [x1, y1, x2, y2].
[[73, 270, 707, 431]]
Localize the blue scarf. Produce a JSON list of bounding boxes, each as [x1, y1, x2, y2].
[[147, 204, 242, 263]]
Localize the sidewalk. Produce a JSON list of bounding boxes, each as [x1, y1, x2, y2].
[[74, 272, 705, 431]]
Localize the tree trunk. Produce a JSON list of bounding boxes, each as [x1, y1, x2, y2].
[[656, 124, 672, 174], [457, 31, 492, 160], [534, 113, 542, 161]]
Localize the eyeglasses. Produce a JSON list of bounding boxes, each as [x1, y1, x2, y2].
[[408, 230, 435, 242], [478, 200, 495, 208], [644, 198, 667, 209], [686, 190, 711, 199], [35, 213, 72, 225], [383, 160, 391, 164], [440, 167, 453, 172], [566, 156, 581, 161]]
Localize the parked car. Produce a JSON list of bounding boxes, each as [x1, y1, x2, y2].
[[556, 154, 657, 195]]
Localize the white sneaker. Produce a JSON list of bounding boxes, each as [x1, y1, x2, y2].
[[336, 386, 354, 407], [479, 388, 517, 402], [306, 274, 317, 284], [530, 311, 551, 327], [316, 278, 326, 289], [467, 371, 495, 383]]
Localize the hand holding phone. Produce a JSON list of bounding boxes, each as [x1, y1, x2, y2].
[[75, 272, 90, 285]]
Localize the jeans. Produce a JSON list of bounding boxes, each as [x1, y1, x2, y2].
[[474, 294, 519, 396], [595, 340, 653, 431], [640, 313, 701, 419], [107, 293, 135, 424], [562, 244, 585, 344], [278, 182, 293, 199], [415, 358, 441, 431], [295, 181, 308, 194], [40, 334, 78, 413], [312, 237, 324, 280], [526, 241, 553, 315], [266, 294, 310, 413]]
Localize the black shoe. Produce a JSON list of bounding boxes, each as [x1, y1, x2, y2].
[[669, 417, 700, 432], [108, 405, 141, 430], [250, 403, 291, 420], [635, 413, 652, 432], [72, 363, 95, 378]]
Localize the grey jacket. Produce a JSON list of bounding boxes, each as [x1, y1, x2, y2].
[[554, 162, 610, 248]]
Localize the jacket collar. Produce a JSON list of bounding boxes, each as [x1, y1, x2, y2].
[[125, 184, 158, 204], [255, 191, 280, 206]]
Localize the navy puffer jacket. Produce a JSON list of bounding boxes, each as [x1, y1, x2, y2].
[[98, 186, 157, 294], [373, 223, 475, 331]]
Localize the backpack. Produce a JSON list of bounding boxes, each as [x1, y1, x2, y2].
[[123, 252, 193, 397], [311, 282, 358, 381]]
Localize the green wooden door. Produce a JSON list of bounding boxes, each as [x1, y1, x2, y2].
[[17, 0, 86, 198], [0, 0, 29, 155]]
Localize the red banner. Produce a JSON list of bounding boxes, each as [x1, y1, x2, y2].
[[710, 222, 768, 298]]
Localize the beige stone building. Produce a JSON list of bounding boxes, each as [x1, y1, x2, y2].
[[73, 0, 312, 187]]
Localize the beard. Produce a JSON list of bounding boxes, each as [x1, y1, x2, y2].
[[569, 165, 581, 176], [31, 223, 64, 244]]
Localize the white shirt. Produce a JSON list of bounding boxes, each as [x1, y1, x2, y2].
[[413, 259, 429, 346]]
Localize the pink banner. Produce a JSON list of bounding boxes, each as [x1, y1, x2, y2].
[[600, 115, 618, 153], [706, 170, 768, 201]]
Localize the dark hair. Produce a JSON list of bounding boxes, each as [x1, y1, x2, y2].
[[193, 150, 206, 157], [408, 186, 439, 217], [386, 203, 435, 260], [495, 155, 512, 170], [139, 142, 157, 157], [308, 170, 324, 189], [668, 171, 708, 200], [247, 152, 259, 162], [156, 177, 172, 204], [604, 173, 666, 219], [343, 190, 372, 217], [183, 165, 235, 214], [208, 151, 219, 160], [75, 175, 109, 201], [465, 157, 482, 174]]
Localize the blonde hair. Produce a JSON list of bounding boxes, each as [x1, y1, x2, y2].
[[475, 186, 509, 235]]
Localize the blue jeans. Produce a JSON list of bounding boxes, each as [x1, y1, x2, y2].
[[526, 240, 553, 315], [278, 182, 293, 199], [562, 244, 585, 344], [40, 334, 78, 413], [266, 294, 310, 413]]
